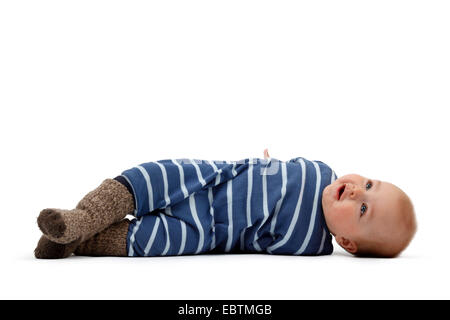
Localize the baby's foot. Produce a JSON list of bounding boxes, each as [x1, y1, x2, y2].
[[37, 208, 87, 244], [37, 179, 134, 244], [34, 235, 81, 259]]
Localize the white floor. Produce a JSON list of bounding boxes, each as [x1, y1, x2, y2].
[[2, 229, 446, 300]]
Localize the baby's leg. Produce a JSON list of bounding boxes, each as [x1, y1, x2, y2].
[[34, 219, 129, 258], [37, 178, 134, 244], [74, 219, 129, 256]]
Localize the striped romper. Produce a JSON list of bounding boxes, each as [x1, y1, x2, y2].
[[119, 157, 337, 257]]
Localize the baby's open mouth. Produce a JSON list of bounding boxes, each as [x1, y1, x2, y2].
[[337, 184, 345, 200]]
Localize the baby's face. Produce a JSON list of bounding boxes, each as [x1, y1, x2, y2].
[[321, 174, 408, 253]]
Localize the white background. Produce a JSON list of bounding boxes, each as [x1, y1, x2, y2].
[[0, 0, 449, 299]]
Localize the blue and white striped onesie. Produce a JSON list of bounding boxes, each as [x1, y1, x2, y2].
[[121, 157, 337, 257]]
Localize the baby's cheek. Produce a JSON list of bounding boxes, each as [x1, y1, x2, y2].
[[338, 206, 352, 217], [333, 206, 355, 231]]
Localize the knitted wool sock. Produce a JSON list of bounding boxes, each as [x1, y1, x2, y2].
[[34, 235, 81, 259], [74, 219, 129, 257], [37, 179, 134, 244]]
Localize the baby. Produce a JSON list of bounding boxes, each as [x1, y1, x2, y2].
[[34, 150, 416, 259]]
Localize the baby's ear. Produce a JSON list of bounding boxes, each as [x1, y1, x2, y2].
[[335, 236, 358, 254]]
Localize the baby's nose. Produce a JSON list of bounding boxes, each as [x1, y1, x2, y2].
[[349, 184, 363, 199]]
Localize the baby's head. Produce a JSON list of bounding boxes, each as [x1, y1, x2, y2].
[[322, 174, 417, 258]]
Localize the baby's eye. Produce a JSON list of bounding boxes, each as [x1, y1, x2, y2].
[[366, 181, 373, 190], [360, 203, 368, 216]]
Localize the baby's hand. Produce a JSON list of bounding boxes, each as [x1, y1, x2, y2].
[[263, 148, 270, 159]]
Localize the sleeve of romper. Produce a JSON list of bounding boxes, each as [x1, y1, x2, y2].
[[120, 158, 239, 217]]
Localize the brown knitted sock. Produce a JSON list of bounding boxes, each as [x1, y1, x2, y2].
[[34, 235, 81, 259], [37, 179, 134, 244], [74, 219, 129, 257]]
